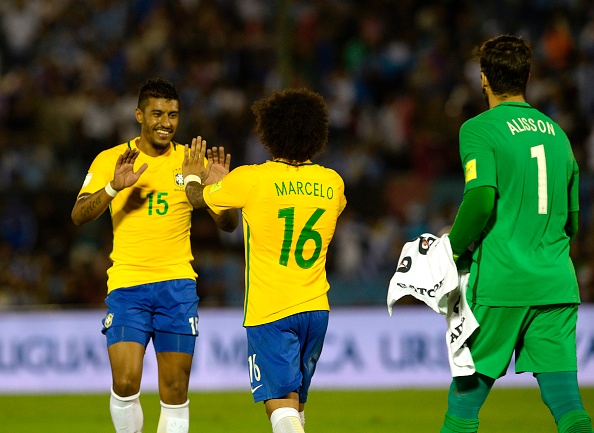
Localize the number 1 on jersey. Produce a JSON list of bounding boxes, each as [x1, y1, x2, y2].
[[530, 144, 548, 214]]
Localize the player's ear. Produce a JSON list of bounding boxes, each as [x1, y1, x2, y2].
[[480, 72, 489, 89], [135, 107, 143, 124]]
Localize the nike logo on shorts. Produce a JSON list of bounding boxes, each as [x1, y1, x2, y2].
[[251, 384, 263, 393]]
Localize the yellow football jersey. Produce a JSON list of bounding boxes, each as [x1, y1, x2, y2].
[[77, 138, 196, 292], [203, 160, 347, 326]]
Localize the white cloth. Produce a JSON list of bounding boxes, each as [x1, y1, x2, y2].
[[387, 233, 479, 376], [387, 233, 458, 315], [446, 273, 479, 376]]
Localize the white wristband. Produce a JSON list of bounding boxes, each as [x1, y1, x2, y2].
[[105, 182, 119, 197], [184, 174, 202, 186]]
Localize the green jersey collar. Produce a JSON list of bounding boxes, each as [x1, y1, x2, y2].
[[272, 159, 314, 167], [495, 101, 531, 109]]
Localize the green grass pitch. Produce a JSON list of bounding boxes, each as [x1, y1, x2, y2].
[[1, 388, 592, 432]]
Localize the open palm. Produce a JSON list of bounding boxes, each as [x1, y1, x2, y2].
[[112, 148, 148, 191], [204, 146, 231, 184]]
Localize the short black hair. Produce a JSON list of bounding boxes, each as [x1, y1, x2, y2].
[[251, 88, 329, 162], [474, 35, 532, 98], [137, 78, 179, 111]]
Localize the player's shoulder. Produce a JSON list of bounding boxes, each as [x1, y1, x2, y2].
[[463, 110, 494, 127], [309, 162, 344, 179], [93, 140, 135, 162], [315, 163, 342, 177], [459, 112, 501, 140], [230, 163, 261, 177]]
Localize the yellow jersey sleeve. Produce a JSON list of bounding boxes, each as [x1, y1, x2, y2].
[[78, 147, 121, 197], [203, 166, 254, 213]]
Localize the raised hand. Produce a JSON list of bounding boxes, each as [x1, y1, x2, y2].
[[183, 136, 211, 182], [111, 148, 148, 191], [204, 146, 231, 184]]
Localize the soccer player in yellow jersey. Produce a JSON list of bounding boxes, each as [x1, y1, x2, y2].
[[71, 78, 237, 433], [181, 88, 346, 433]]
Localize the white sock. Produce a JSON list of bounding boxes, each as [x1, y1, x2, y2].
[[110, 388, 143, 433], [157, 400, 190, 433], [299, 410, 305, 427], [270, 407, 305, 433]]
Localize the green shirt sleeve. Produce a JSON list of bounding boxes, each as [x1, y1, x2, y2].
[[449, 186, 496, 254]]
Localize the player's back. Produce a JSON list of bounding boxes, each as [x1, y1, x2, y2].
[[225, 160, 346, 326], [463, 103, 579, 306]]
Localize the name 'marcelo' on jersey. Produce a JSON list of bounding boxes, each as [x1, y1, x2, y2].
[[203, 160, 347, 326]]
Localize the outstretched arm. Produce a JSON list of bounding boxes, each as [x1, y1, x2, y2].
[[71, 148, 148, 226], [207, 208, 238, 232], [183, 136, 238, 232], [204, 144, 238, 231], [182, 136, 211, 209], [204, 145, 232, 185]]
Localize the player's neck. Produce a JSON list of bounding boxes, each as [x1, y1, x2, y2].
[[488, 93, 526, 109], [136, 137, 171, 157], [273, 158, 310, 165]]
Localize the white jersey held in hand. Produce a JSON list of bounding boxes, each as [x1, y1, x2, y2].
[[387, 233, 479, 376], [387, 233, 458, 315]]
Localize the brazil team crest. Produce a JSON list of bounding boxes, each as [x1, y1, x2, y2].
[[104, 313, 113, 328], [175, 172, 184, 187]]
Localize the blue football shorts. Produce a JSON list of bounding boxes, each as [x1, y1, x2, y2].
[[102, 278, 199, 354], [245, 310, 329, 403]]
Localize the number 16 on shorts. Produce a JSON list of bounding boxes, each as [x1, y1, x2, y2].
[[248, 353, 264, 395], [248, 354, 261, 384]]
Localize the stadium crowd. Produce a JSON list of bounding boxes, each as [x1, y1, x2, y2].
[[0, 0, 593, 308]]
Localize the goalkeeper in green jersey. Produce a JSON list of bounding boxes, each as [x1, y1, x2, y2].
[[440, 35, 592, 433]]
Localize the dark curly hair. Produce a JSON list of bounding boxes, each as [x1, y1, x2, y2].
[[251, 88, 329, 162], [137, 77, 179, 111], [474, 35, 531, 98]]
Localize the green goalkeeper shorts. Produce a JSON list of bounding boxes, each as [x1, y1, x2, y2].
[[468, 303, 578, 379]]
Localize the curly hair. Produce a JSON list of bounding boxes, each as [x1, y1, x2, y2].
[[137, 77, 179, 111], [251, 88, 329, 162], [474, 34, 532, 98]]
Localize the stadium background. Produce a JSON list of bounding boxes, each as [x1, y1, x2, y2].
[[0, 2, 593, 429], [1, 0, 594, 308]]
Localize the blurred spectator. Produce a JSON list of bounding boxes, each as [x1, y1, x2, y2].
[[0, 0, 593, 307]]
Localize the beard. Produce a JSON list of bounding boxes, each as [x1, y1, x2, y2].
[[149, 138, 171, 150], [142, 123, 173, 151]]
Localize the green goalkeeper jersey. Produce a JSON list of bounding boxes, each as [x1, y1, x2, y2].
[[461, 101, 580, 306]]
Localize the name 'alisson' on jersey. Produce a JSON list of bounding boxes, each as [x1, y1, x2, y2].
[[507, 117, 556, 136]]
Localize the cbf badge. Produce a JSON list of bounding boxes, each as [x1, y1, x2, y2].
[[173, 170, 185, 191], [104, 313, 114, 328], [175, 172, 184, 187]]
